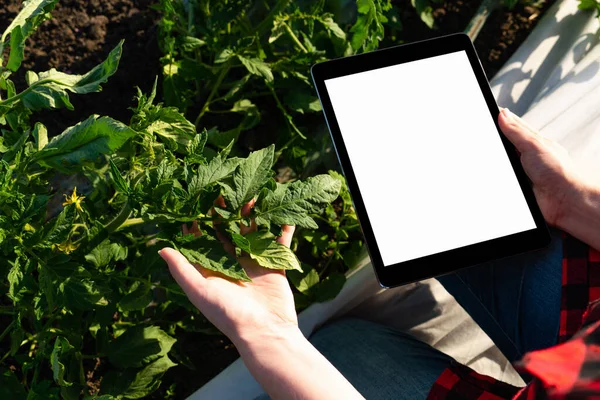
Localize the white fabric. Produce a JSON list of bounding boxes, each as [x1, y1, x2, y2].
[[190, 1, 600, 398]]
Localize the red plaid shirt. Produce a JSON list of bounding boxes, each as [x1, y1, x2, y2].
[[428, 234, 600, 400]]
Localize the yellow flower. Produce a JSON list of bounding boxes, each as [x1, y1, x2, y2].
[[63, 187, 85, 212], [55, 241, 79, 254]]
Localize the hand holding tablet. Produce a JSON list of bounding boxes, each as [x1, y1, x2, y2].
[[311, 33, 550, 288]]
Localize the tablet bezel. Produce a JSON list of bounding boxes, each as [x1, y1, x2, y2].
[[311, 33, 550, 288]]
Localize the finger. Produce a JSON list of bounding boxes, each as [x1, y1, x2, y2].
[[240, 199, 257, 235], [241, 198, 256, 217], [216, 230, 236, 255], [214, 195, 226, 208], [159, 247, 207, 298], [276, 225, 296, 248], [190, 220, 202, 237], [498, 108, 542, 152]]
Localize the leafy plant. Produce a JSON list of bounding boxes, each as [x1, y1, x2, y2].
[[578, 0, 600, 17], [156, 0, 391, 165], [155, 0, 388, 307], [0, 1, 341, 398]]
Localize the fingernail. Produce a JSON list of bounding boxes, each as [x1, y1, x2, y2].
[[158, 249, 165, 257], [501, 107, 513, 119]]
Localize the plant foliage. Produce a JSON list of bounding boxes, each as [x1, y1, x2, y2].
[[0, 2, 341, 398]]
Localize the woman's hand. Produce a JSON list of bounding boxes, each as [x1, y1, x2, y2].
[[158, 200, 298, 347], [160, 202, 364, 399], [499, 108, 600, 251], [499, 108, 585, 227]]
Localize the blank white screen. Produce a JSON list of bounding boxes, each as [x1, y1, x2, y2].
[[324, 50, 536, 266]]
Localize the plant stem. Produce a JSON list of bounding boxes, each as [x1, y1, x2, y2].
[[0, 350, 10, 363], [0, 306, 15, 315], [256, 0, 292, 36], [267, 84, 307, 139], [116, 217, 145, 231], [195, 64, 231, 128], [104, 201, 132, 233], [0, 321, 14, 342], [282, 22, 308, 53], [464, 0, 502, 41]]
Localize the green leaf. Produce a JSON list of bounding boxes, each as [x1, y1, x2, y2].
[[237, 55, 274, 83], [27, 380, 60, 399], [319, 17, 346, 40], [222, 145, 274, 210], [121, 356, 177, 399], [32, 122, 48, 151], [35, 206, 75, 246], [107, 326, 176, 369], [0, 369, 27, 399], [1, 0, 58, 70], [411, 0, 436, 28], [145, 106, 196, 148], [1, 0, 58, 44], [215, 48, 234, 64], [32, 115, 135, 172], [350, 0, 390, 52], [222, 74, 251, 101], [231, 231, 302, 271], [25, 70, 39, 85], [6, 26, 25, 72], [255, 174, 341, 229], [118, 281, 152, 312], [38, 265, 55, 308], [50, 337, 74, 387], [180, 244, 250, 282], [188, 153, 241, 198], [288, 267, 319, 294], [7, 259, 23, 302], [578, 0, 600, 14], [284, 91, 322, 114], [185, 129, 208, 164], [85, 239, 128, 268], [314, 272, 346, 302], [109, 159, 130, 194], [1, 129, 29, 163], [58, 267, 110, 310], [181, 36, 206, 51], [15, 41, 122, 111], [207, 99, 260, 148]]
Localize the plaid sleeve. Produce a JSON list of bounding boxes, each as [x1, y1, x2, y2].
[[427, 363, 521, 400], [514, 319, 600, 398], [560, 234, 600, 342], [427, 234, 600, 400]]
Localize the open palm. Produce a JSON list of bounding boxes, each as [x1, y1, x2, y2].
[[159, 204, 298, 345]]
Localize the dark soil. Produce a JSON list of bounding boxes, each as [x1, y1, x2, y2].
[[0, 0, 161, 135], [393, 0, 553, 78], [0, 0, 554, 398]]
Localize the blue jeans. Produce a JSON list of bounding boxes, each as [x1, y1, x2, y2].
[[256, 229, 563, 400]]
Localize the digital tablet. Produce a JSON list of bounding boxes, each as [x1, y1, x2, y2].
[[311, 33, 550, 288]]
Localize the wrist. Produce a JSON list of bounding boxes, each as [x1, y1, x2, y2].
[[233, 323, 306, 355], [558, 180, 600, 244]]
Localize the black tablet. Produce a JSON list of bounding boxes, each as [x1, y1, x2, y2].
[[311, 33, 550, 288]]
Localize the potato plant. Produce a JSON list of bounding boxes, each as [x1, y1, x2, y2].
[[0, 1, 341, 398]]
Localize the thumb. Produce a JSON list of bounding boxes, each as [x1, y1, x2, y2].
[[498, 108, 541, 153], [159, 247, 206, 299]]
